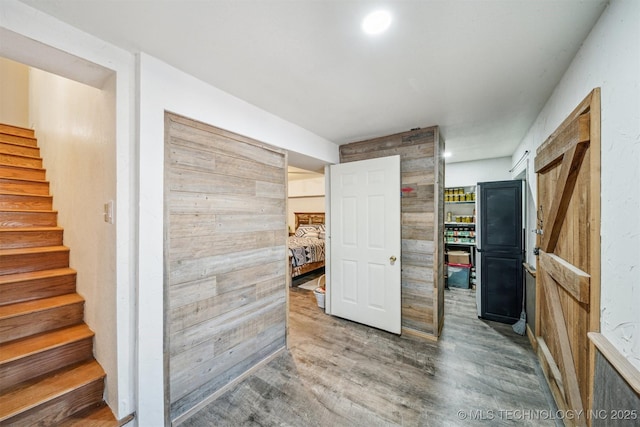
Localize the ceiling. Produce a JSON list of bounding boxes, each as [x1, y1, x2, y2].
[[20, 0, 607, 168]]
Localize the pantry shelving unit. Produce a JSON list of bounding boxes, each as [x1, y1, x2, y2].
[[445, 185, 477, 274]]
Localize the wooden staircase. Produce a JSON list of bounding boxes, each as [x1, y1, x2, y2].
[[0, 124, 120, 426]]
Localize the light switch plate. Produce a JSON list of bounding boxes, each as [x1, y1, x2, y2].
[[104, 200, 114, 224]]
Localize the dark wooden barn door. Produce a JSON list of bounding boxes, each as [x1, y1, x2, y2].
[[534, 89, 600, 426]]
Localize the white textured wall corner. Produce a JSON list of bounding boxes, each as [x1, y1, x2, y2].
[[511, 0, 640, 370], [138, 53, 339, 425]]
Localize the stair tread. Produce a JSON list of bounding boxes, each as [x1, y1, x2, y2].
[[57, 402, 121, 427], [0, 208, 57, 213], [0, 226, 62, 233], [0, 293, 84, 320], [0, 245, 69, 256], [0, 132, 36, 140], [0, 162, 46, 172], [0, 324, 93, 364], [0, 139, 40, 150], [0, 138, 38, 149], [0, 124, 35, 137], [0, 151, 41, 160], [0, 359, 105, 421], [0, 191, 51, 198], [0, 176, 48, 184], [58, 403, 120, 427], [0, 140, 38, 148], [0, 267, 76, 285]]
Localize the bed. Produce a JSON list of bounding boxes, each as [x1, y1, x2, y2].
[[288, 212, 325, 283]]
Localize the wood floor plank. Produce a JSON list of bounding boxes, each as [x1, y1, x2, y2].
[[180, 288, 561, 426]]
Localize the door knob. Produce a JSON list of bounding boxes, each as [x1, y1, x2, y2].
[[390, 255, 397, 264]]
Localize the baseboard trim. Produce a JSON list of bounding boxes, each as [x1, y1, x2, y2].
[[119, 412, 135, 426], [402, 327, 438, 342], [526, 324, 537, 351], [588, 332, 640, 395], [172, 346, 286, 426]]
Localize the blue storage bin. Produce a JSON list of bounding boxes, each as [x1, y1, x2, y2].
[[447, 263, 471, 288]]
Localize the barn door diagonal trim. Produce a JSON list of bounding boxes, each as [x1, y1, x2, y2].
[[539, 251, 591, 304], [536, 113, 590, 173], [540, 138, 589, 253], [541, 270, 587, 426], [537, 337, 566, 401]]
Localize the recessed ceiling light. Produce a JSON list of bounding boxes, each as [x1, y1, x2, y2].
[[443, 151, 452, 158], [362, 10, 392, 35]]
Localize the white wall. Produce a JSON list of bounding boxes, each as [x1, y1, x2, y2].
[[288, 197, 325, 231], [444, 157, 512, 187], [511, 0, 640, 371], [288, 176, 325, 230], [138, 53, 339, 426], [28, 69, 119, 407], [2, 2, 338, 423], [0, 0, 136, 419], [0, 56, 29, 127]]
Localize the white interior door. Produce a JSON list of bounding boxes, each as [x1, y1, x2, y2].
[[329, 155, 401, 334]]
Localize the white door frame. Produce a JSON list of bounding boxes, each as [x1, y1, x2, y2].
[[324, 164, 333, 314]]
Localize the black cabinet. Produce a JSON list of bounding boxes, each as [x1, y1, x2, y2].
[[476, 180, 524, 324], [480, 253, 523, 323]]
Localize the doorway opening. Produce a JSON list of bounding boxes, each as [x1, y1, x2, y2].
[[0, 47, 128, 417]]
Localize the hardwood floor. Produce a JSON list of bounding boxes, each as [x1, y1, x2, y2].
[[182, 287, 559, 426]]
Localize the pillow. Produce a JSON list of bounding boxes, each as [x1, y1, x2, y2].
[[295, 224, 320, 238], [319, 231, 326, 239]]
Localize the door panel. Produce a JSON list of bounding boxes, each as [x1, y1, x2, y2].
[[481, 253, 523, 323], [535, 89, 600, 426], [479, 181, 523, 253], [330, 155, 401, 334]]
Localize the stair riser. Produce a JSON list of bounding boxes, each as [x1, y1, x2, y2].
[[0, 250, 69, 276], [0, 211, 57, 227], [0, 338, 93, 392], [0, 165, 46, 181], [0, 125, 35, 139], [0, 142, 40, 157], [0, 229, 63, 249], [0, 179, 49, 195], [0, 195, 52, 210], [0, 272, 76, 305], [0, 133, 38, 147], [0, 153, 42, 168], [1, 377, 104, 426], [0, 301, 83, 344]]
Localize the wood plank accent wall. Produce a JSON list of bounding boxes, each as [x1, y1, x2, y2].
[[590, 333, 640, 427], [339, 127, 445, 338], [164, 113, 288, 423]]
